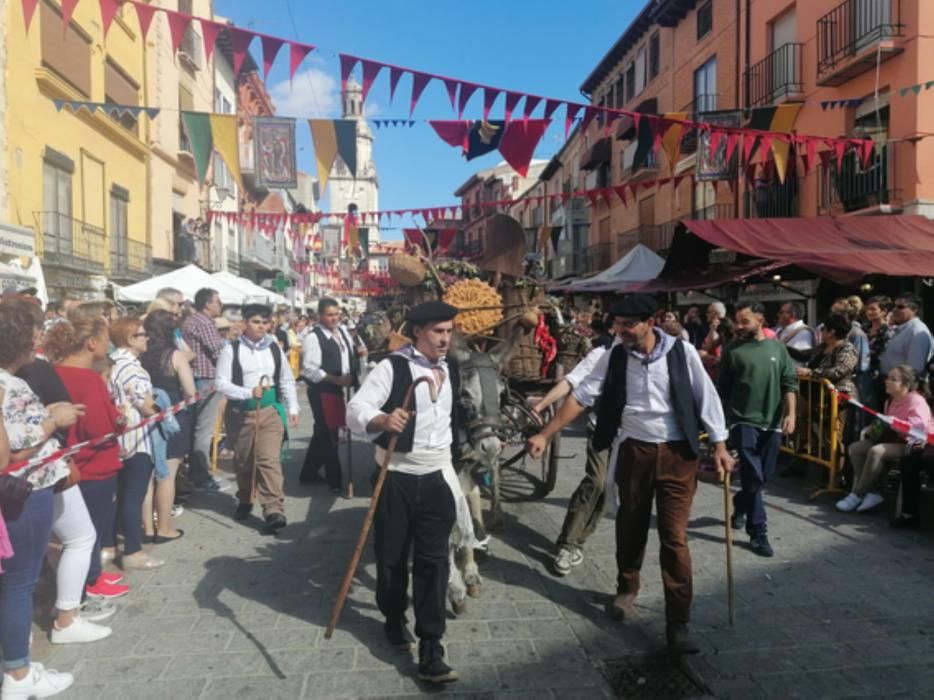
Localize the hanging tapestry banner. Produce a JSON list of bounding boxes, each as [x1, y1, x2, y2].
[[254, 117, 298, 189], [697, 111, 742, 181], [322, 225, 342, 259]]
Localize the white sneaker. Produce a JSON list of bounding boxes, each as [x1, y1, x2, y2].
[[171, 504, 184, 518], [553, 546, 584, 576], [50, 616, 113, 644], [835, 493, 862, 512], [856, 492, 885, 512], [1, 663, 74, 698], [79, 597, 117, 623]]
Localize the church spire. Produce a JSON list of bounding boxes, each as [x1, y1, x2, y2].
[[342, 76, 363, 119]]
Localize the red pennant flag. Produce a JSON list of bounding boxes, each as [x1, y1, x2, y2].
[[504, 92, 522, 121], [388, 66, 404, 104], [134, 1, 158, 37], [99, 0, 122, 38], [672, 175, 684, 191], [708, 129, 723, 159], [628, 183, 639, 200], [61, 0, 80, 35], [586, 190, 600, 208], [166, 12, 191, 55], [523, 95, 542, 123], [442, 79, 458, 112], [804, 137, 817, 176], [641, 181, 656, 192], [544, 99, 562, 120], [22, 0, 40, 31], [339, 54, 358, 92], [457, 83, 479, 119], [600, 188, 615, 207], [757, 135, 774, 163], [228, 27, 255, 77], [565, 104, 581, 138], [499, 120, 550, 177], [261, 35, 285, 80], [410, 72, 432, 117], [429, 121, 471, 149], [742, 134, 757, 164], [724, 133, 739, 166], [833, 139, 847, 170], [201, 20, 223, 62], [580, 106, 599, 132], [857, 139, 874, 168], [483, 88, 500, 121], [360, 59, 383, 104], [289, 42, 314, 83], [614, 185, 629, 206], [818, 150, 833, 171]]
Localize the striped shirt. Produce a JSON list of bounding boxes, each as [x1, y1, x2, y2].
[[110, 348, 153, 457], [182, 311, 225, 379]]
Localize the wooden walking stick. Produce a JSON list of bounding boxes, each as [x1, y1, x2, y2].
[[250, 376, 272, 504], [325, 375, 438, 640], [723, 468, 735, 627], [344, 386, 354, 499]]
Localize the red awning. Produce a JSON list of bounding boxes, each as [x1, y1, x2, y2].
[[681, 216, 934, 279]]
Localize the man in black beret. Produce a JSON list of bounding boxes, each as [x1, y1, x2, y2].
[[528, 294, 735, 656], [346, 300, 463, 683]]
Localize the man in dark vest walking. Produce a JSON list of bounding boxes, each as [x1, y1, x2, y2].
[[528, 295, 734, 655], [346, 301, 465, 684], [300, 297, 359, 493]]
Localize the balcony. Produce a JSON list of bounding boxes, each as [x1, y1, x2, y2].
[[240, 231, 276, 269], [227, 248, 240, 273], [745, 43, 804, 107], [583, 242, 613, 274], [617, 220, 679, 257], [693, 204, 735, 220], [817, 0, 904, 86], [550, 251, 584, 279], [110, 238, 152, 282], [35, 211, 106, 274], [818, 143, 896, 214], [178, 27, 202, 72], [745, 177, 800, 218], [680, 94, 719, 155]]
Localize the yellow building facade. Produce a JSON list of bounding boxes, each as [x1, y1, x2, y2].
[[6, 0, 150, 296]]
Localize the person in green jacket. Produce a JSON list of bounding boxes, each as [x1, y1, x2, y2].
[[718, 300, 798, 558]]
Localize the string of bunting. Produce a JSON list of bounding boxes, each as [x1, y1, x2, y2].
[[27, 0, 872, 160], [832, 388, 934, 446]]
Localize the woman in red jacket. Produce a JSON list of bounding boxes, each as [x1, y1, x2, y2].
[[45, 318, 127, 599]]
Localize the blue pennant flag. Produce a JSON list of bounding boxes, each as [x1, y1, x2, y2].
[[821, 101, 830, 111], [144, 107, 160, 120], [53, 99, 65, 112]]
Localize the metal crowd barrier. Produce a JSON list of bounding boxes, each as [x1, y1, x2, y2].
[[781, 375, 845, 498]]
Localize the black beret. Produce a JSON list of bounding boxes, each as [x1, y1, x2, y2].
[[609, 294, 658, 319], [241, 303, 273, 319], [405, 301, 459, 324]]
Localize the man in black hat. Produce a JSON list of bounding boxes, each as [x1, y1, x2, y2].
[[215, 303, 300, 534], [528, 294, 734, 655], [346, 300, 463, 684]]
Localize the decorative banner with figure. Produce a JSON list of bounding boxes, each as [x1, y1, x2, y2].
[[254, 117, 297, 189], [697, 111, 741, 181]]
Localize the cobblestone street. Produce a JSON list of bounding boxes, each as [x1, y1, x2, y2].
[[33, 403, 934, 698]]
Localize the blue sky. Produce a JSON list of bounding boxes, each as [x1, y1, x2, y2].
[[217, 0, 641, 239]]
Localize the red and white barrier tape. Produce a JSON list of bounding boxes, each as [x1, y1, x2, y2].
[[3, 391, 212, 475], [831, 388, 934, 445]]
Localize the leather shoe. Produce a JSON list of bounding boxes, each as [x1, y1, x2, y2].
[[606, 592, 638, 621], [666, 623, 700, 656], [750, 535, 774, 557], [417, 639, 458, 683], [384, 617, 414, 650], [730, 510, 746, 530], [263, 513, 287, 534], [234, 503, 253, 521]]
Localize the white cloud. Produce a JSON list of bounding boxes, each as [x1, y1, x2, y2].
[[268, 68, 340, 119]]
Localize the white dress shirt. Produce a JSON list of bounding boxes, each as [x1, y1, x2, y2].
[[215, 336, 300, 416], [346, 347, 453, 471], [565, 337, 621, 389], [776, 320, 815, 368], [302, 325, 352, 384]]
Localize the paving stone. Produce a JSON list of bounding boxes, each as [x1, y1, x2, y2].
[[488, 619, 577, 640], [202, 674, 306, 699], [302, 669, 404, 698], [70, 655, 171, 685], [445, 639, 538, 666], [98, 679, 207, 700]]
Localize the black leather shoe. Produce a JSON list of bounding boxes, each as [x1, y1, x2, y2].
[[891, 514, 920, 530], [384, 618, 414, 650], [730, 510, 746, 531], [750, 535, 774, 557], [263, 513, 287, 534], [666, 623, 700, 656], [234, 503, 253, 521], [417, 639, 458, 683]]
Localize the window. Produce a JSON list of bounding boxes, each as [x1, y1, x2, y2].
[[635, 46, 647, 95], [178, 85, 194, 152], [625, 63, 636, 104], [614, 74, 626, 108], [697, 1, 713, 40], [40, 0, 91, 96], [110, 185, 129, 271], [649, 33, 660, 79], [214, 89, 233, 114], [693, 56, 718, 112], [105, 60, 140, 134], [42, 150, 74, 246]]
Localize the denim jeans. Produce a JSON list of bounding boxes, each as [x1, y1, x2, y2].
[[730, 425, 782, 537], [0, 486, 55, 670], [79, 476, 117, 586], [190, 379, 221, 486], [117, 453, 154, 556]]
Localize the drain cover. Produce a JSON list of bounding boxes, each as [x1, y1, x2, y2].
[[602, 654, 708, 699]]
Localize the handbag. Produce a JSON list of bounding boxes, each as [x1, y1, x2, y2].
[[0, 472, 34, 505], [54, 459, 81, 493]]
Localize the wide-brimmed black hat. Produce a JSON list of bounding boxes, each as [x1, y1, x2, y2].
[[609, 294, 658, 319], [405, 301, 459, 325]]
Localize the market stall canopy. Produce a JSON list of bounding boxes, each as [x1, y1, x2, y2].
[[0, 260, 36, 290], [115, 264, 249, 304], [562, 244, 666, 293], [211, 271, 290, 306], [682, 216, 934, 281]]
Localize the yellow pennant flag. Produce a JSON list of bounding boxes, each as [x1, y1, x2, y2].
[[308, 120, 338, 192], [209, 114, 242, 189], [348, 226, 360, 251], [770, 103, 803, 184], [661, 112, 688, 171]]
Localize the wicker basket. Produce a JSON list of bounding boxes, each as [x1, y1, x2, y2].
[[506, 335, 545, 380], [389, 253, 426, 287]]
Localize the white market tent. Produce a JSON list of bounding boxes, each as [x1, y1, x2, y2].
[[211, 271, 289, 306], [561, 244, 666, 293], [114, 264, 250, 304]]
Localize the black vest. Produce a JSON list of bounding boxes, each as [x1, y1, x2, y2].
[[592, 339, 701, 457], [374, 354, 463, 460], [231, 340, 282, 403], [309, 326, 354, 395]]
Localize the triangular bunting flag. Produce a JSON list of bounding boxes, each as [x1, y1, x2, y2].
[[388, 65, 404, 104], [61, 0, 80, 35], [457, 83, 479, 119], [261, 35, 285, 80], [833, 139, 847, 170], [912, 84, 923, 95], [504, 92, 522, 121], [523, 95, 542, 123], [99, 0, 122, 39], [483, 88, 500, 121], [334, 120, 358, 176], [410, 72, 431, 117], [360, 59, 382, 104], [309, 120, 339, 191], [724, 133, 739, 167], [166, 12, 191, 55], [22, 0, 40, 32], [209, 114, 241, 187], [134, 1, 158, 38], [339, 54, 358, 92], [201, 20, 223, 62], [757, 134, 773, 163], [580, 106, 599, 133], [429, 121, 471, 150], [180, 112, 213, 184], [742, 134, 757, 164], [289, 42, 314, 83], [565, 104, 581, 138], [144, 107, 160, 120], [53, 99, 65, 112], [544, 99, 562, 120], [442, 79, 458, 112], [499, 119, 550, 177], [228, 27, 255, 77], [614, 185, 629, 207], [857, 139, 874, 168]]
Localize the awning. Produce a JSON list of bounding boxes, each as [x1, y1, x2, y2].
[[682, 216, 934, 281], [639, 260, 787, 293], [562, 244, 666, 293], [579, 138, 611, 170]]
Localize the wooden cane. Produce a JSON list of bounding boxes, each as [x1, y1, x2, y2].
[[344, 386, 354, 499], [723, 469, 735, 627], [324, 375, 438, 640], [249, 376, 272, 504]]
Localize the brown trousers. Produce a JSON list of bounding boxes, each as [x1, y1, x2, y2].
[[615, 439, 697, 624], [229, 406, 286, 517]]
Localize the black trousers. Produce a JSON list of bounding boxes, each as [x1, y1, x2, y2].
[[301, 388, 342, 489], [900, 446, 934, 517], [373, 469, 456, 640]]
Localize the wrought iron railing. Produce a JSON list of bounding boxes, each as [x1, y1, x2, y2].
[[817, 0, 903, 78], [111, 238, 152, 278], [679, 94, 719, 155], [617, 220, 679, 257], [179, 27, 202, 70], [818, 143, 894, 213], [35, 211, 106, 273], [745, 177, 800, 218], [583, 241, 613, 273], [745, 43, 803, 107]]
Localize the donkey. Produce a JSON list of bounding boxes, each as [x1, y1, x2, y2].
[[446, 334, 518, 614]]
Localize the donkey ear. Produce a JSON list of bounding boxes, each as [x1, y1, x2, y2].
[[489, 326, 522, 371], [448, 334, 472, 364]]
